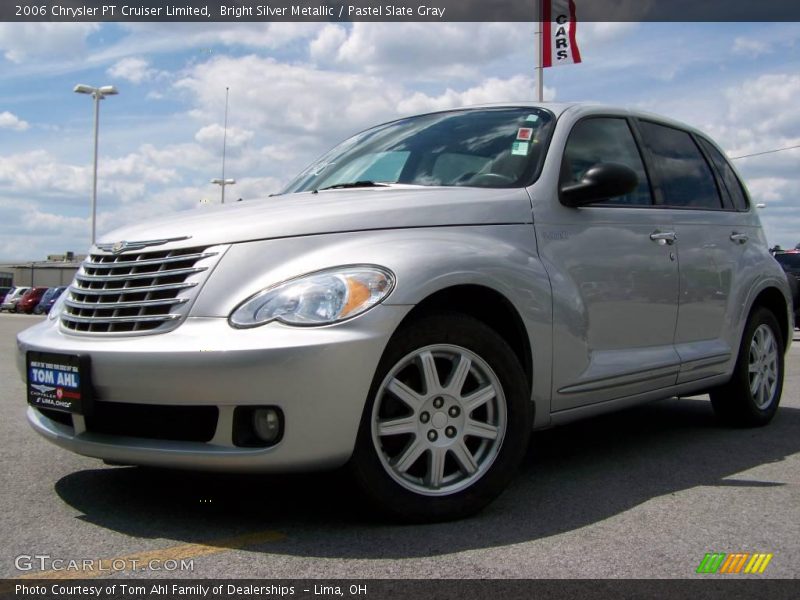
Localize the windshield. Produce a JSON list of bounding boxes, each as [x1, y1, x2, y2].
[[281, 107, 554, 194]]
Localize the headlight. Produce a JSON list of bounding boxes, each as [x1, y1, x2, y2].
[[48, 289, 69, 321], [229, 265, 395, 328]]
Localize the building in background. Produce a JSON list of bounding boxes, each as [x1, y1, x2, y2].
[[0, 253, 85, 287]]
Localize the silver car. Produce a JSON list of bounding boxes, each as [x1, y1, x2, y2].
[[2, 286, 30, 312], [17, 103, 792, 521]]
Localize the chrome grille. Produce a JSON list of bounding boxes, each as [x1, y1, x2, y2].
[[62, 245, 224, 335]]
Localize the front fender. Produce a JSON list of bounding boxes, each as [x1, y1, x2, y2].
[[191, 225, 554, 426]]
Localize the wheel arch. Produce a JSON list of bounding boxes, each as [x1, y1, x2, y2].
[[394, 284, 534, 397], [749, 285, 791, 349]]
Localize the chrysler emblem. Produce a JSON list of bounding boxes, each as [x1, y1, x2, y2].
[[96, 236, 191, 254]]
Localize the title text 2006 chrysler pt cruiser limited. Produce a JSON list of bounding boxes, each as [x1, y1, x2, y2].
[[18, 104, 792, 521]]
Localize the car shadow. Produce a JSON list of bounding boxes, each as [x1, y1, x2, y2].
[[54, 397, 800, 559]]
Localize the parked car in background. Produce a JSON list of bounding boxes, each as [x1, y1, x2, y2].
[[1, 287, 30, 312], [0, 287, 11, 304], [16, 103, 793, 522], [774, 250, 800, 280], [774, 251, 800, 325], [17, 287, 48, 314], [33, 287, 66, 315]]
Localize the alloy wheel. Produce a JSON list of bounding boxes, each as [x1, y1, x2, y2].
[[748, 324, 779, 409], [370, 344, 507, 496]]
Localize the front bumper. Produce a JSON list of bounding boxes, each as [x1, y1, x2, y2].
[[17, 306, 410, 472]]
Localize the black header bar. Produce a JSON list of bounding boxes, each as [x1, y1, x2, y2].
[[1, 579, 799, 600], [3, 0, 800, 22]]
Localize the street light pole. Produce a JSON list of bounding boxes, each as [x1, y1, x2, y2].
[[211, 177, 235, 202], [90, 92, 100, 245], [74, 84, 118, 246], [221, 86, 229, 203]]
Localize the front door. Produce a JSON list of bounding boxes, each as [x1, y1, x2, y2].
[[534, 116, 681, 411]]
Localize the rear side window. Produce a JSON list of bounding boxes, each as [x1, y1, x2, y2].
[[562, 117, 652, 206], [696, 137, 750, 211], [638, 121, 722, 209]]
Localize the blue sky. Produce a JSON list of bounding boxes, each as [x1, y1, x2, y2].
[[0, 21, 799, 260]]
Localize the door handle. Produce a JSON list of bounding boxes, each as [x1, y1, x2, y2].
[[730, 232, 749, 244], [650, 231, 677, 245]]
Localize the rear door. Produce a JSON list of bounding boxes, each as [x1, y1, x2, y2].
[[635, 121, 754, 383]]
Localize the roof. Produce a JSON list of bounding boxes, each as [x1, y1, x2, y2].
[[0, 261, 82, 269], [421, 101, 701, 135]]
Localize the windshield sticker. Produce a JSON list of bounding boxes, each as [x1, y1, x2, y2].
[[525, 114, 539, 122], [517, 127, 533, 141], [511, 141, 529, 156]]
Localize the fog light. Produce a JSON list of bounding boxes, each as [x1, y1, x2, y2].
[[253, 408, 281, 443], [232, 406, 284, 448]]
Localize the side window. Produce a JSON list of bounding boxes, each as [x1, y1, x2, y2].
[[696, 137, 750, 211], [562, 117, 652, 206], [638, 121, 722, 209]]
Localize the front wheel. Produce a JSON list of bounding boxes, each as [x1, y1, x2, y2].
[[350, 313, 532, 522], [710, 307, 784, 427]]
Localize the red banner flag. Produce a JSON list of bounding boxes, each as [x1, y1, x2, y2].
[[542, 0, 582, 68]]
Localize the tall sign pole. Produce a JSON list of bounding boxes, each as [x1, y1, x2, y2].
[[537, 0, 544, 102]]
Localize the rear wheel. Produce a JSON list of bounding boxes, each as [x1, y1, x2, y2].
[[350, 313, 532, 522], [710, 307, 784, 427]]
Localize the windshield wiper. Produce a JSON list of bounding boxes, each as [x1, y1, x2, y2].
[[314, 180, 389, 193]]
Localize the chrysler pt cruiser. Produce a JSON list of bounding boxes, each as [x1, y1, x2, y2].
[[17, 103, 792, 521]]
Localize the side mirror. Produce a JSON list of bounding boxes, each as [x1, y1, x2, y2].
[[559, 162, 639, 207]]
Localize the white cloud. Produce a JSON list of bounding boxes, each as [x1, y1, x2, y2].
[[309, 24, 348, 63], [578, 22, 639, 45], [0, 141, 215, 209], [107, 57, 162, 84], [0, 150, 89, 198], [175, 55, 406, 140], [310, 23, 534, 80], [98, 23, 323, 60], [724, 73, 800, 137], [398, 76, 555, 114], [0, 111, 29, 131], [194, 124, 255, 149], [732, 36, 772, 56], [0, 23, 99, 63], [746, 178, 795, 204], [307, 22, 639, 81], [0, 196, 90, 259], [175, 53, 558, 150]]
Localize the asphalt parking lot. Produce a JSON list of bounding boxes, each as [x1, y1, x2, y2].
[[1, 313, 798, 580]]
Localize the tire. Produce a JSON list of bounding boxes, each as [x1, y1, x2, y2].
[[710, 307, 784, 427], [349, 312, 532, 522]]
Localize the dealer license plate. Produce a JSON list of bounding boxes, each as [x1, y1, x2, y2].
[[26, 351, 92, 414]]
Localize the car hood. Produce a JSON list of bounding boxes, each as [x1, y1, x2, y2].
[[96, 186, 533, 249]]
